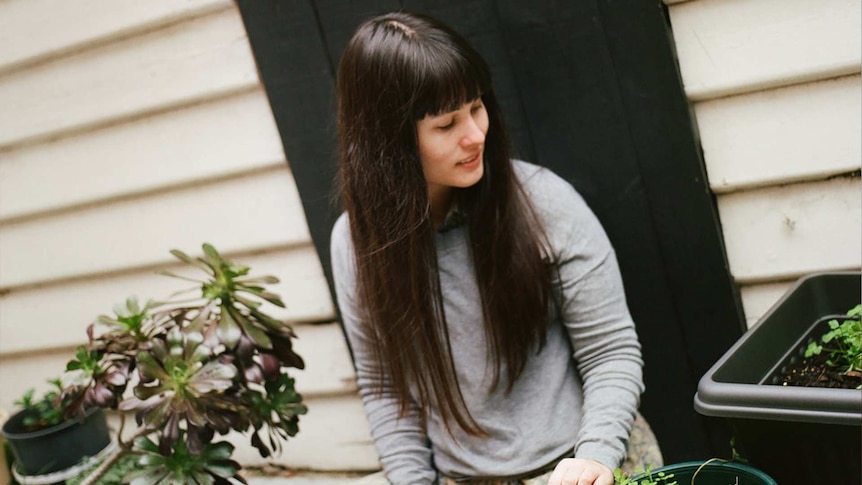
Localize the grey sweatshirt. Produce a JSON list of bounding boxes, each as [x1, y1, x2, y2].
[[330, 160, 644, 484]]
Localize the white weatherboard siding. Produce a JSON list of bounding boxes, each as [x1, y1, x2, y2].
[[0, 246, 334, 356], [0, 338, 375, 471], [101, 396, 378, 471], [228, 395, 377, 470], [0, 168, 310, 288], [0, 0, 232, 73], [0, 322, 355, 409], [718, 177, 862, 283], [0, 7, 259, 149], [668, 0, 861, 101], [0, 0, 375, 471], [696, 75, 861, 193], [668, 0, 862, 327], [738, 280, 796, 329], [0, 88, 284, 221]]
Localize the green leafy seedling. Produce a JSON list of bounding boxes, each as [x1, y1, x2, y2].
[[13, 378, 73, 431], [804, 304, 862, 374], [614, 464, 677, 485]]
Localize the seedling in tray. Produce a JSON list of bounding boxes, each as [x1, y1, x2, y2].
[[804, 304, 861, 376]]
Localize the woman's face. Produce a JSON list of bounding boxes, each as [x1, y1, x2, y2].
[[416, 98, 488, 207]]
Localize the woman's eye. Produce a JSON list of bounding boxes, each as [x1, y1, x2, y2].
[[437, 120, 455, 131], [470, 104, 482, 113]]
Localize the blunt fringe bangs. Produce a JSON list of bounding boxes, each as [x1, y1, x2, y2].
[[405, 30, 491, 120], [345, 12, 491, 123]]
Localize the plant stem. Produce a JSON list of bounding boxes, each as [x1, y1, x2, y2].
[[690, 458, 726, 484], [115, 412, 127, 447], [78, 425, 154, 485], [78, 446, 129, 485]]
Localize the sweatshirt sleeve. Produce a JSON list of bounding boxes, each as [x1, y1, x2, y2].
[[329, 215, 437, 485], [525, 166, 645, 470]]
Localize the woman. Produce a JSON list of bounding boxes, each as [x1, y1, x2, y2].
[[330, 11, 660, 485]]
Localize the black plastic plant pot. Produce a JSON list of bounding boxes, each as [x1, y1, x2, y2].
[[0, 406, 111, 476], [632, 461, 776, 485], [694, 271, 861, 485]]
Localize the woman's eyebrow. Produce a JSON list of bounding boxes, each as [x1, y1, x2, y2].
[[425, 111, 457, 122], [436, 104, 470, 117]]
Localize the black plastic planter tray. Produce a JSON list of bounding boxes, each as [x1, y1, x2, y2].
[[694, 271, 861, 485]]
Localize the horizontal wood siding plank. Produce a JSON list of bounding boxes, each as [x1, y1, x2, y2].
[[0, 7, 259, 149], [229, 394, 377, 470], [0, 348, 372, 471], [154, 393, 379, 470], [234, 248, 336, 324], [0, 322, 356, 410], [697, 75, 861, 193], [0, 89, 285, 221], [0, 0, 231, 73], [668, 0, 862, 100], [0, 348, 87, 413], [0, 168, 310, 288], [0, 321, 349, 407], [718, 177, 862, 283], [0, 244, 334, 355], [738, 280, 796, 328], [0, 335, 349, 407], [291, 323, 357, 397]]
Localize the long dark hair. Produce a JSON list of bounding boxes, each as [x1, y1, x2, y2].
[[336, 11, 552, 436]]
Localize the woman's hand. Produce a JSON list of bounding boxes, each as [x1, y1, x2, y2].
[[546, 458, 613, 485]]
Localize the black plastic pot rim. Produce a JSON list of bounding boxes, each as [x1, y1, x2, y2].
[[694, 393, 861, 425], [633, 460, 777, 485], [9, 441, 117, 484], [694, 379, 861, 425], [1, 406, 102, 440]]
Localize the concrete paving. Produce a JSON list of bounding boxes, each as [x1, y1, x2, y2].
[[247, 477, 350, 485], [246, 471, 367, 485]]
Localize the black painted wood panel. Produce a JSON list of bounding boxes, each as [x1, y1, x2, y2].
[[490, 1, 718, 460], [238, 0, 744, 463], [595, 0, 745, 456], [236, 0, 340, 306]]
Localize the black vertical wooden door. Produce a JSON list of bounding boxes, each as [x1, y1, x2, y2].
[[238, 0, 745, 464]]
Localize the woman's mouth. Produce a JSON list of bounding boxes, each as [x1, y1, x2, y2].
[[457, 151, 482, 167]]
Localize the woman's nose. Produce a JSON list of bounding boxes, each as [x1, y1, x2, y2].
[[460, 118, 486, 147]]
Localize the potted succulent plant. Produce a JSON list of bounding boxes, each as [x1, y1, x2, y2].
[[1, 377, 111, 478], [694, 271, 861, 485], [3, 244, 307, 484]]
